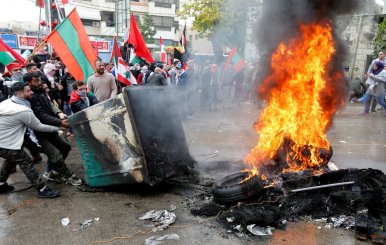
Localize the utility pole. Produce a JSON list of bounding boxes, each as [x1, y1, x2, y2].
[[44, 0, 52, 33]]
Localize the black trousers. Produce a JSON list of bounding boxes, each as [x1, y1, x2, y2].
[[36, 134, 72, 178]]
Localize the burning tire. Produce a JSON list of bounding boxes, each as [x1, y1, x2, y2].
[[212, 172, 264, 204]]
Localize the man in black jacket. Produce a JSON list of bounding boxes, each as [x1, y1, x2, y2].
[[69, 81, 98, 114], [24, 72, 82, 185]]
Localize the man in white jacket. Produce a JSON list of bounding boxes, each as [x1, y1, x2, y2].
[[0, 82, 61, 198]]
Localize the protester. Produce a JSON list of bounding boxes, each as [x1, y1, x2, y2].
[[146, 67, 168, 86], [137, 66, 148, 85], [60, 68, 76, 117], [87, 59, 117, 102], [0, 82, 60, 197], [69, 81, 98, 114], [359, 61, 386, 116], [26, 72, 82, 185], [43, 63, 63, 104], [169, 60, 181, 86]]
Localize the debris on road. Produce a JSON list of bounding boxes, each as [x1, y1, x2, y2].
[[247, 224, 274, 236], [139, 210, 176, 231], [80, 219, 93, 229], [168, 204, 177, 212], [61, 217, 70, 226], [144, 233, 180, 245]]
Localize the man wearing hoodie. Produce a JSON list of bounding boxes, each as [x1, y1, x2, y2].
[[69, 81, 98, 114], [0, 82, 60, 197]]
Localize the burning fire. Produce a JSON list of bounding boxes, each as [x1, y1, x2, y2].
[[244, 22, 341, 178]]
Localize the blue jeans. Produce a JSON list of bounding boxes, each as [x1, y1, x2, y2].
[[364, 93, 386, 113]]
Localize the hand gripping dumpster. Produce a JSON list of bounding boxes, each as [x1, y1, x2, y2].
[[68, 86, 194, 187]]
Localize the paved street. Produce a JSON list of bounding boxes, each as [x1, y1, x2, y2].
[[0, 102, 385, 245]]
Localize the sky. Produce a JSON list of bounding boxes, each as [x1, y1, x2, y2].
[[0, 0, 384, 23]]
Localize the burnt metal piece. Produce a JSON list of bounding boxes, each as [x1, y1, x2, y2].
[[291, 181, 355, 193]]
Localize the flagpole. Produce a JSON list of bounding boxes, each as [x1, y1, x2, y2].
[[25, 39, 48, 64]]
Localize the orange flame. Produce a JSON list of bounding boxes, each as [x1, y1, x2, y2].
[[244, 22, 339, 175]]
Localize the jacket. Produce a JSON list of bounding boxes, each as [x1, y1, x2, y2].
[[69, 91, 98, 114], [29, 87, 62, 127], [0, 98, 59, 150]]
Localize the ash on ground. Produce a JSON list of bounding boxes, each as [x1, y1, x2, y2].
[[191, 168, 386, 243]]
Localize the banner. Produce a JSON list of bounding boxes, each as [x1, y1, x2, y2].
[[90, 41, 109, 53], [18, 35, 38, 50], [0, 34, 18, 49]]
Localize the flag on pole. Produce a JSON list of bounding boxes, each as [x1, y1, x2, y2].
[[129, 47, 142, 64], [224, 48, 247, 73], [62, 0, 69, 4], [126, 14, 154, 63], [0, 38, 25, 66], [36, 0, 44, 8], [111, 36, 137, 86], [46, 8, 97, 82], [179, 22, 187, 48], [160, 36, 166, 63]]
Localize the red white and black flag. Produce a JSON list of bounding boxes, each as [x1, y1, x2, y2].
[[179, 22, 187, 48]]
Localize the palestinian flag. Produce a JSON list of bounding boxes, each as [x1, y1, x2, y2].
[[46, 8, 96, 82], [126, 14, 154, 63], [225, 48, 247, 73], [129, 48, 142, 65], [0, 38, 25, 66], [111, 36, 137, 86]]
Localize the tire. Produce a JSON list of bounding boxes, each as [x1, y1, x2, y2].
[[212, 172, 264, 204]]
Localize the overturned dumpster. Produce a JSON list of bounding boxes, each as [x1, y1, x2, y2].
[[69, 86, 194, 187]]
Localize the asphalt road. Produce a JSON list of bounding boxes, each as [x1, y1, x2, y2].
[[0, 102, 384, 245]]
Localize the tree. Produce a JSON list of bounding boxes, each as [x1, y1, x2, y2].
[[373, 18, 386, 56], [179, 0, 258, 62], [137, 14, 156, 44]]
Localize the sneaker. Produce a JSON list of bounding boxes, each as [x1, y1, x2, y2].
[[43, 171, 65, 183], [38, 186, 60, 198], [0, 183, 15, 193], [65, 174, 82, 186]]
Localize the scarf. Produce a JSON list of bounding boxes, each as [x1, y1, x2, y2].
[[373, 61, 385, 75], [11, 73, 24, 82], [10, 96, 41, 147], [77, 91, 90, 107]]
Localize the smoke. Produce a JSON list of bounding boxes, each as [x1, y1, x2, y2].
[[256, 0, 361, 54], [255, 0, 361, 128]]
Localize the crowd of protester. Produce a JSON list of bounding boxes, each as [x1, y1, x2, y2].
[[0, 48, 263, 198]]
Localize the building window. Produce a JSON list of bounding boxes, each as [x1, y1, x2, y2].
[[81, 19, 93, 26], [195, 34, 198, 40], [189, 35, 193, 42], [101, 11, 115, 27], [152, 16, 174, 28], [152, 0, 176, 8], [155, 27, 171, 32]]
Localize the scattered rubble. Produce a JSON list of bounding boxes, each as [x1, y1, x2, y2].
[[145, 233, 180, 245], [139, 210, 176, 232]]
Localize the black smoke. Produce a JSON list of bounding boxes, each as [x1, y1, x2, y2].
[[255, 0, 361, 128]]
